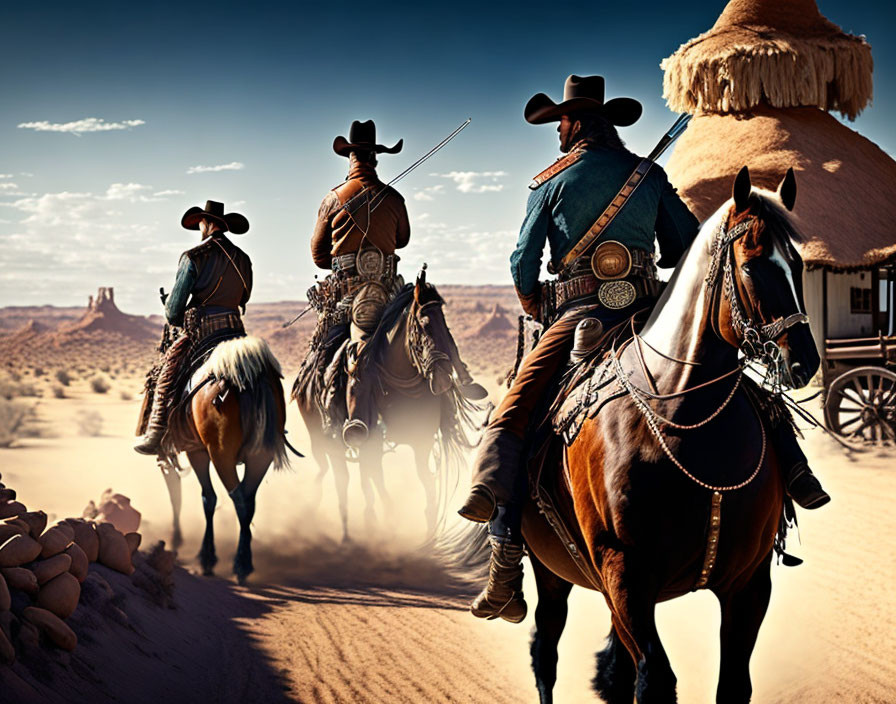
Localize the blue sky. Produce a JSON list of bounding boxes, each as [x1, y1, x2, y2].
[[1, 0, 894, 313]]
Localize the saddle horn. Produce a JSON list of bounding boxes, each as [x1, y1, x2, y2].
[[416, 263, 428, 288]]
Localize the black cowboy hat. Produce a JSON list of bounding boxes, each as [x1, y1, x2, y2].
[[524, 75, 642, 127], [181, 200, 249, 235], [333, 120, 403, 158]]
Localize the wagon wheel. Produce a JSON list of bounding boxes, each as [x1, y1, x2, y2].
[[824, 366, 896, 444]]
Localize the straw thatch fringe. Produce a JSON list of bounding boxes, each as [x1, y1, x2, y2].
[[662, 33, 873, 120]]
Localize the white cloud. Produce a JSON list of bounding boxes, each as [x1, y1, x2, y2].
[[0, 174, 13, 179], [186, 161, 245, 174], [413, 184, 446, 202], [153, 189, 185, 197], [0, 183, 20, 191], [435, 170, 507, 194], [17, 117, 146, 135]]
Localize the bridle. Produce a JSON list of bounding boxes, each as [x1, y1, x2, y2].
[[706, 214, 808, 391], [406, 297, 451, 382]]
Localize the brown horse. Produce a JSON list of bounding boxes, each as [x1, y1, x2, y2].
[[295, 267, 484, 541], [499, 167, 818, 704], [159, 335, 289, 584]]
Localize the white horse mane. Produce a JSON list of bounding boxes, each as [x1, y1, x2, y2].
[[198, 336, 282, 390]]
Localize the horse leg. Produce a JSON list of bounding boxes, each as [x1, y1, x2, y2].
[[330, 447, 351, 543], [307, 439, 329, 514], [604, 559, 677, 703], [412, 441, 437, 538], [529, 552, 573, 704], [714, 560, 773, 704], [592, 618, 637, 704], [161, 462, 183, 551], [231, 453, 271, 584], [360, 427, 391, 528], [188, 450, 218, 576]]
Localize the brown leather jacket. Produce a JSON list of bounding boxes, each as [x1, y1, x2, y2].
[[311, 158, 410, 269]]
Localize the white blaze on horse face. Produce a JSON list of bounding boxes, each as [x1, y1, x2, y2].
[[769, 239, 804, 316]]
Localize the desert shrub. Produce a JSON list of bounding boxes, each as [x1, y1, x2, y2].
[[99, 364, 111, 373], [89, 375, 111, 394], [33, 367, 45, 377], [55, 369, 72, 386], [75, 410, 103, 437], [119, 389, 133, 401], [0, 399, 28, 447], [0, 376, 38, 400], [51, 385, 66, 399]]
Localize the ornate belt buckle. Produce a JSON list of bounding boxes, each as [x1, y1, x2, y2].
[[591, 240, 632, 281], [356, 248, 385, 280], [598, 281, 637, 310]]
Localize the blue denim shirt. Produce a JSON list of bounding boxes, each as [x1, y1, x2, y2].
[[164, 254, 196, 326], [510, 147, 699, 296]]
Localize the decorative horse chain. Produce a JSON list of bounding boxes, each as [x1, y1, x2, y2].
[[615, 213, 811, 494]]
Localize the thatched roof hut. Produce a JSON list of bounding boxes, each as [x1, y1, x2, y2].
[[662, 0, 872, 120], [662, 0, 895, 345]]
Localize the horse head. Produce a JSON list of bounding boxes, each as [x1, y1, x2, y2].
[[711, 165, 820, 388], [409, 265, 455, 396]]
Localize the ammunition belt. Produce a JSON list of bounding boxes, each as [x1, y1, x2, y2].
[[184, 308, 244, 341]]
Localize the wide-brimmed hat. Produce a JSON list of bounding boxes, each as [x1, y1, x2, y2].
[[333, 120, 403, 157], [181, 200, 249, 235], [524, 75, 642, 126]]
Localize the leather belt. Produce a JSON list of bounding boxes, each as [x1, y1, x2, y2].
[[541, 249, 660, 324], [184, 308, 244, 340]]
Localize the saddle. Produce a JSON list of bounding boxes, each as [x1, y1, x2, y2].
[[516, 309, 647, 591]]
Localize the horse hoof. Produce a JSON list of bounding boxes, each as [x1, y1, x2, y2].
[[236, 574, 249, 586], [202, 566, 215, 577]]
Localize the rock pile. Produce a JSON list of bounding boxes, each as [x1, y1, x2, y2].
[[0, 474, 142, 663]]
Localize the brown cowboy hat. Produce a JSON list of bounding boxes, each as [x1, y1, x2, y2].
[[524, 75, 642, 126], [333, 120, 403, 157], [181, 200, 249, 235]]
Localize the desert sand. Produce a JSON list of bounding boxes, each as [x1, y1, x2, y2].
[[1, 288, 894, 703]]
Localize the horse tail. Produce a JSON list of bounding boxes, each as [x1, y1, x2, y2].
[[200, 336, 289, 470], [424, 520, 491, 586]]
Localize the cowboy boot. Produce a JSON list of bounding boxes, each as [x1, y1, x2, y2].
[[771, 420, 830, 509], [471, 505, 527, 623], [459, 428, 524, 523], [134, 358, 177, 455]]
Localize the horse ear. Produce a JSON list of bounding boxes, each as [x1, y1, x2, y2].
[[414, 264, 428, 304], [733, 165, 751, 212], [778, 167, 797, 211]]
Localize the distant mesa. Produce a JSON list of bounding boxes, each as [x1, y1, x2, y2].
[[468, 304, 514, 337], [55, 287, 159, 342]]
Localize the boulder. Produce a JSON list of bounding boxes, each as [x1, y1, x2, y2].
[[38, 523, 74, 558], [0, 534, 42, 567], [18, 511, 47, 539], [0, 501, 27, 520], [125, 532, 142, 555], [0, 572, 9, 611], [62, 518, 99, 562], [95, 490, 141, 534], [0, 626, 13, 664], [36, 572, 80, 619], [32, 553, 72, 585], [96, 523, 134, 575], [64, 543, 89, 583], [0, 567, 38, 595], [0, 522, 27, 544], [23, 607, 77, 651]]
